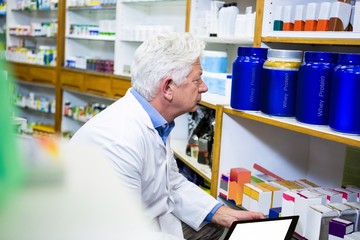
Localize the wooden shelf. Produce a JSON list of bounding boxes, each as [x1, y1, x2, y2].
[[60, 68, 131, 99], [223, 106, 360, 148], [61, 86, 115, 101], [9, 62, 57, 85], [199, 100, 217, 110], [262, 37, 360, 46], [61, 67, 112, 76], [15, 78, 55, 89], [171, 139, 212, 182], [8, 61, 56, 69]]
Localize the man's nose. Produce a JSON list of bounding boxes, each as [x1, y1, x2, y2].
[[199, 78, 208, 93]]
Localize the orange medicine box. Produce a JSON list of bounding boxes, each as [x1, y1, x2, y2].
[[228, 168, 251, 205], [304, 2, 319, 31], [283, 5, 294, 31], [316, 2, 332, 31], [294, 5, 306, 31]]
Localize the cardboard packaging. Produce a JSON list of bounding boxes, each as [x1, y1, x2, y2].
[[353, 1, 360, 32], [333, 188, 358, 203], [304, 2, 319, 31], [282, 190, 300, 216], [294, 5, 306, 31], [344, 231, 360, 240], [243, 183, 272, 215], [328, 202, 358, 231], [295, 179, 319, 189], [345, 185, 360, 202], [344, 202, 360, 232], [294, 190, 327, 238], [315, 187, 344, 204], [228, 168, 251, 205], [219, 173, 229, 200], [258, 182, 282, 208], [329, 218, 354, 239], [269, 207, 282, 218], [283, 5, 294, 31], [316, 2, 332, 31], [329, 1, 352, 31], [305, 204, 339, 240]]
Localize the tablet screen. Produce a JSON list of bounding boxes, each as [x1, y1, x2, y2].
[[224, 216, 299, 240]]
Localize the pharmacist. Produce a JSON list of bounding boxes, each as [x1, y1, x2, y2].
[[70, 32, 264, 239]]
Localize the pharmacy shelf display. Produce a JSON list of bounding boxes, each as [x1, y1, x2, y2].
[[12, 80, 56, 136], [6, 0, 58, 66], [64, 2, 116, 74], [215, 0, 360, 203], [261, 0, 360, 46], [61, 88, 114, 139], [114, 0, 187, 76], [171, 0, 259, 197], [171, 100, 224, 198], [8, 0, 360, 204]]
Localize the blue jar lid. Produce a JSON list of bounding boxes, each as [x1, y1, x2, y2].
[[337, 53, 360, 65], [237, 46, 268, 58], [304, 51, 338, 63]]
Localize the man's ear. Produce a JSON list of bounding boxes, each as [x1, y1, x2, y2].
[[161, 77, 173, 101]]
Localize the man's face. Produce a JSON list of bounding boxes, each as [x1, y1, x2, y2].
[[172, 58, 208, 114]]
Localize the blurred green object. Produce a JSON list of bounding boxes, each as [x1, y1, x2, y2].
[[342, 146, 360, 188], [0, 60, 24, 209]]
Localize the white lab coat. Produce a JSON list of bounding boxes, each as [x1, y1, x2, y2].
[[70, 89, 219, 238]]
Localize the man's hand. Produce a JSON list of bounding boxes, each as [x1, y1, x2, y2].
[[211, 206, 265, 228]]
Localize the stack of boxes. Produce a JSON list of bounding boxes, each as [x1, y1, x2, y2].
[[273, 1, 360, 33], [219, 166, 360, 239]]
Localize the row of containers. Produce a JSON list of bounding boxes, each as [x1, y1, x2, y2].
[[230, 47, 360, 135]]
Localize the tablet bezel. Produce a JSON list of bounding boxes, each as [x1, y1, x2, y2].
[[223, 215, 299, 240]]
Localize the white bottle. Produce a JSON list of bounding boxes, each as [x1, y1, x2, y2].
[[245, 6, 255, 38], [234, 14, 246, 38], [209, 1, 224, 37], [217, 3, 228, 37], [227, 2, 239, 37]]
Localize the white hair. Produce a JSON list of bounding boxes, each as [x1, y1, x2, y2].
[[131, 32, 205, 101]]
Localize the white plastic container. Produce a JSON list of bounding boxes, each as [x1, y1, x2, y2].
[[201, 50, 228, 73], [202, 71, 232, 104]]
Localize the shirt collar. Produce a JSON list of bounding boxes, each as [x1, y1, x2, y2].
[[130, 88, 175, 143]]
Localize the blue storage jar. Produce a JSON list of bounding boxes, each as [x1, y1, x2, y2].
[[295, 51, 338, 125], [329, 53, 360, 134], [261, 49, 303, 117], [230, 46, 268, 111]]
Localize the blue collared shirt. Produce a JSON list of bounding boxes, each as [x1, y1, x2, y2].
[[130, 88, 174, 144], [131, 88, 220, 222]]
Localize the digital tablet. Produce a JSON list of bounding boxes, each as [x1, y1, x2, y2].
[[223, 215, 299, 240]]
